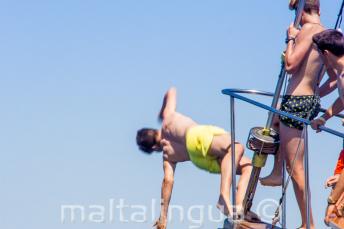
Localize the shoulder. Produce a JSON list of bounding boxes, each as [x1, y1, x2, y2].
[[297, 24, 322, 43], [300, 23, 324, 34], [162, 113, 175, 125], [301, 23, 314, 31], [163, 112, 186, 123]]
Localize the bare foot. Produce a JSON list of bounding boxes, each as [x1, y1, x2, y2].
[[259, 174, 282, 187], [217, 194, 232, 216]]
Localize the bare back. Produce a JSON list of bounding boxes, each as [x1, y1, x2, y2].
[[160, 112, 197, 162], [287, 24, 325, 95]]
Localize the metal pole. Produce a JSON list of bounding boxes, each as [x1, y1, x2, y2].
[[294, 0, 306, 27], [335, 0, 344, 29], [304, 126, 311, 229], [265, 0, 305, 130], [230, 96, 237, 223], [265, 67, 287, 129], [282, 160, 287, 228]]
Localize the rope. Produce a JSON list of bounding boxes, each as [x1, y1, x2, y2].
[[268, 72, 305, 227], [271, 43, 324, 226], [335, 0, 344, 30], [271, 90, 319, 226], [272, 125, 307, 226]]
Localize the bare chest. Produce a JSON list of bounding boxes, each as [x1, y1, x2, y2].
[[162, 140, 190, 163]]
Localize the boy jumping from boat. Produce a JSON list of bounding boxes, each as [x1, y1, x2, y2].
[[136, 87, 258, 229]]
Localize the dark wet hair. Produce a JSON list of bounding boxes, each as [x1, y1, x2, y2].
[[313, 29, 344, 57], [289, 0, 320, 14], [136, 128, 158, 154]]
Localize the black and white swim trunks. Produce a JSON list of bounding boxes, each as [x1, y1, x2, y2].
[[279, 95, 321, 130]]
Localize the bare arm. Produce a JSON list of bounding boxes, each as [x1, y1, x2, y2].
[[311, 97, 344, 131], [157, 160, 176, 227], [158, 88, 177, 121], [321, 97, 344, 121], [285, 24, 314, 74], [319, 68, 338, 98], [330, 170, 344, 204]]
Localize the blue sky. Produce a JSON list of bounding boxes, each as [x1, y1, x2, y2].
[[0, 0, 343, 228]]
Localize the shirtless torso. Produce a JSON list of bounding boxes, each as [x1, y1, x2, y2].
[[160, 112, 197, 163], [286, 23, 325, 95], [144, 88, 253, 229]]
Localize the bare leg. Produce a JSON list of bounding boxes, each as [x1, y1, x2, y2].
[[260, 114, 283, 186], [217, 151, 234, 216], [236, 156, 252, 211], [236, 156, 261, 222], [209, 134, 244, 217], [280, 123, 314, 229], [260, 148, 283, 186]]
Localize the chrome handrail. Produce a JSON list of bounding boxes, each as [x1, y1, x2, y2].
[[222, 88, 344, 229], [224, 88, 344, 120], [222, 88, 344, 138]]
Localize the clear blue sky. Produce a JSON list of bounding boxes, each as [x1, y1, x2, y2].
[[0, 0, 343, 228]]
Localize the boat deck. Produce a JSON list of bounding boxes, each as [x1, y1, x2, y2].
[[220, 219, 282, 229]]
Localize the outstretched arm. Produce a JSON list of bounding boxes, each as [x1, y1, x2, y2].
[[154, 159, 176, 229], [285, 24, 315, 74], [329, 171, 344, 210], [322, 97, 344, 121], [319, 68, 338, 98], [325, 169, 344, 225], [311, 97, 344, 131], [159, 88, 177, 121]]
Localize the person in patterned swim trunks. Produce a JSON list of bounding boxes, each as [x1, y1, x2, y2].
[[260, 1, 324, 228]]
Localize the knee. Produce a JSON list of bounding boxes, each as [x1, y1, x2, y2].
[[286, 166, 293, 177], [241, 161, 253, 174], [286, 164, 304, 179], [234, 143, 245, 156]]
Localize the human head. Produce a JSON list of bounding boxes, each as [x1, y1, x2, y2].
[[313, 29, 344, 68], [289, 0, 320, 15], [313, 29, 344, 57], [289, 0, 320, 25], [136, 128, 161, 154]]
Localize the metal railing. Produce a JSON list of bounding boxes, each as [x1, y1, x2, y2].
[[222, 88, 344, 229]]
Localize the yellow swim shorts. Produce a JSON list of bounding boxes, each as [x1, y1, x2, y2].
[[186, 125, 227, 174]]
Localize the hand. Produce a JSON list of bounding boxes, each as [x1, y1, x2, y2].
[[287, 23, 300, 39], [160, 139, 169, 147], [311, 118, 326, 132], [325, 174, 340, 188], [160, 139, 172, 156], [325, 204, 338, 226], [336, 194, 344, 217], [153, 217, 167, 229]]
